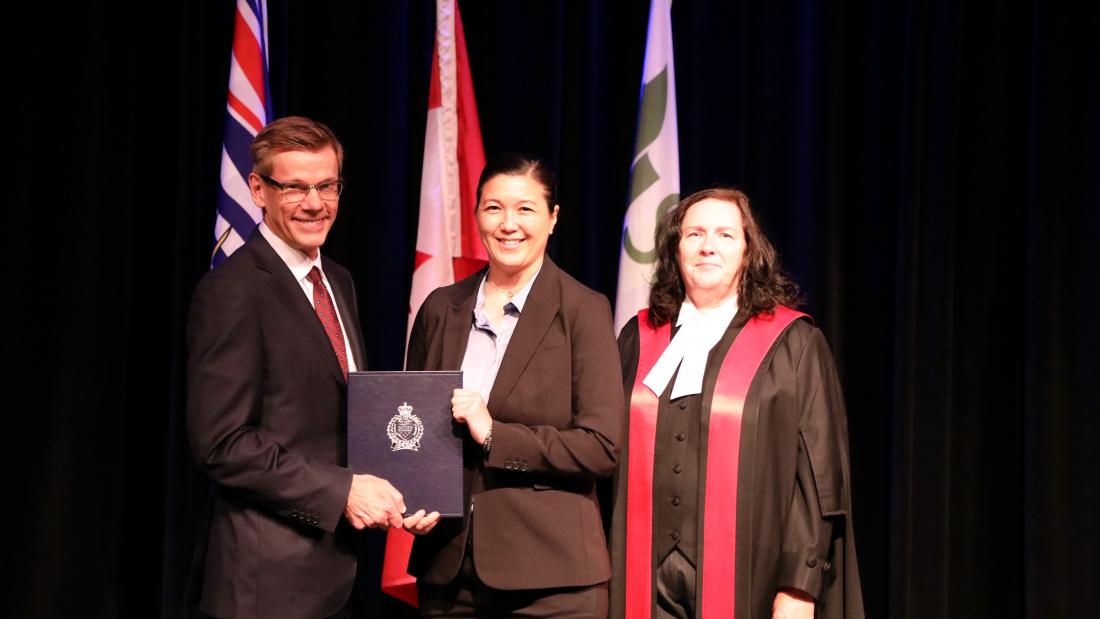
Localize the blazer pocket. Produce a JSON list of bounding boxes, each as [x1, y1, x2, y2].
[[530, 478, 595, 494]]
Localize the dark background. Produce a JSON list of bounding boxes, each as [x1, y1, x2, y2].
[[9, 1, 1098, 617]]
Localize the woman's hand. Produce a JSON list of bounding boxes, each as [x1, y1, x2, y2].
[[451, 389, 492, 444], [772, 589, 815, 619], [402, 509, 441, 535]]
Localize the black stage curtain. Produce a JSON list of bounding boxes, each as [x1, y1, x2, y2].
[[9, 1, 1097, 617]]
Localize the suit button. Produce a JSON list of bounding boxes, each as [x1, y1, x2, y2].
[[521, 463, 528, 472], [678, 401, 688, 409], [670, 529, 680, 541], [676, 433, 686, 441], [673, 463, 682, 473], [807, 558, 818, 568], [671, 496, 680, 507]]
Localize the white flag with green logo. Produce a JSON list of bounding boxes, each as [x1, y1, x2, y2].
[[614, 0, 680, 334]]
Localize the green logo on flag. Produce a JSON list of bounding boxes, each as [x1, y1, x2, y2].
[[623, 66, 677, 264], [623, 191, 678, 263]]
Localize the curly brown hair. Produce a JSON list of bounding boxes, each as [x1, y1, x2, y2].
[[647, 187, 802, 328]]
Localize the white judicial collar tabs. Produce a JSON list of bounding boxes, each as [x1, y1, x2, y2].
[[642, 295, 739, 400]]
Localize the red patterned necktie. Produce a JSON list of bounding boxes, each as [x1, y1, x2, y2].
[[307, 266, 349, 377]]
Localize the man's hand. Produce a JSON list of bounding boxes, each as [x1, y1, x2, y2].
[[451, 389, 492, 444], [402, 509, 441, 535], [772, 589, 815, 619], [344, 474, 405, 530]]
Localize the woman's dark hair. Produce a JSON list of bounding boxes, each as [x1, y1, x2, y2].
[[475, 153, 558, 209], [647, 187, 802, 328]]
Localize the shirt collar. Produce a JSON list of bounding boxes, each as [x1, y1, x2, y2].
[[475, 265, 540, 313], [504, 265, 539, 312], [259, 221, 324, 283], [642, 293, 739, 399], [471, 266, 541, 332], [676, 294, 740, 329]]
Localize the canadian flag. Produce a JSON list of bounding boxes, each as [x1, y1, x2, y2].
[[383, 0, 486, 607]]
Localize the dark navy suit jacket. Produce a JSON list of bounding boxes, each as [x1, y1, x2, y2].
[[187, 231, 365, 618]]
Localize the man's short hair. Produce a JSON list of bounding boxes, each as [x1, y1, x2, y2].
[[250, 116, 345, 176]]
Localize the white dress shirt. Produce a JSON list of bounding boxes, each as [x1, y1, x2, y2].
[[460, 270, 539, 403], [259, 222, 358, 372]]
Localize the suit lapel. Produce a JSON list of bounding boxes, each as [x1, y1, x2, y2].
[[441, 271, 483, 371], [486, 259, 561, 415], [248, 234, 347, 385]]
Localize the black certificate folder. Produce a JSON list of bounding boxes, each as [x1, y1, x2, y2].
[[347, 371, 464, 517]]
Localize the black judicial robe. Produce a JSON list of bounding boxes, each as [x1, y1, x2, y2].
[[609, 313, 864, 619]]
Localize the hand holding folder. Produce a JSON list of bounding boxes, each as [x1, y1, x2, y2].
[[347, 371, 464, 517]]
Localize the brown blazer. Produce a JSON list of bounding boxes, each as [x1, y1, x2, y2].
[[186, 232, 365, 618], [406, 258, 624, 590]]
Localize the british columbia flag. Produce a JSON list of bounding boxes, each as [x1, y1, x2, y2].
[[211, 0, 272, 267]]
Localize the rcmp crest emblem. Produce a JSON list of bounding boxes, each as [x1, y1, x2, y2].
[[386, 401, 424, 452]]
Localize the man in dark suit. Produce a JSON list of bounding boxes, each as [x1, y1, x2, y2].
[[187, 116, 406, 619]]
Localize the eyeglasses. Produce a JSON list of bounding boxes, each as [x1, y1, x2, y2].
[[259, 175, 344, 203]]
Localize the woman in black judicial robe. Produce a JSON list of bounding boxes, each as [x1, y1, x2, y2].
[[608, 188, 864, 619]]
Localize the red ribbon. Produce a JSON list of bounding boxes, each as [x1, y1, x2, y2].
[[381, 529, 419, 608]]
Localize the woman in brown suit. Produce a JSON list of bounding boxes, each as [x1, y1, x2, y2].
[[403, 154, 623, 617]]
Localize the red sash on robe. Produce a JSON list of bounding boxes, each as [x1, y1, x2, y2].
[[625, 305, 807, 618]]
